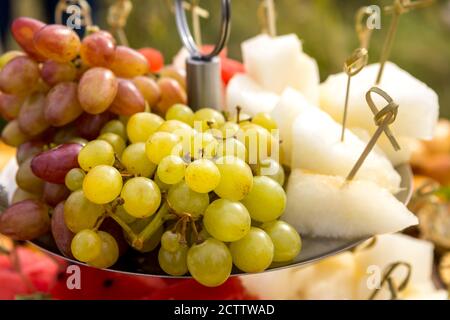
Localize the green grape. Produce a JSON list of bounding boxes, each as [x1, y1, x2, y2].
[[166, 104, 194, 126], [185, 159, 221, 193], [262, 221, 301, 262], [65, 168, 86, 191], [159, 245, 188, 276], [121, 143, 156, 177], [98, 133, 126, 156], [78, 140, 115, 171], [115, 205, 137, 224], [229, 227, 274, 273], [256, 159, 285, 186], [167, 181, 209, 217], [157, 155, 186, 185], [193, 108, 225, 131], [87, 231, 119, 268], [251, 112, 278, 131], [187, 239, 232, 287], [158, 119, 192, 135], [154, 174, 171, 192], [241, 176, 286, 222], [121, 177, 161, 218], [101, 119, 127, 140], [186, 131, 218, 159], [83, 165, 123, 204], [64, 190, 104, 233], [145, 131, 180, 165], [237, 123, 277, 164], [71, 229, 102, 263], [218, 121, 240, 139], [203, 199, 251, 242], [216, 138, 246, 160], [161, 230, 181, 253], [198, 228, 211, 241], [127, 112, 164, 143], [214, 156, 253, 201]]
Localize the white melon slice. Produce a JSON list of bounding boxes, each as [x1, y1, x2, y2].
[[283, 170, 418, 239], [270, 88, 317, 165], [351, 127, 414, 166], [242, 34, 320, 104], [226, 74, 279, 116], [353, 234, 437, 300], [291, 252, 358, 300], [291, 108, 401, 192], [319, 62, 439, 140], [240, 269, 297, 300]]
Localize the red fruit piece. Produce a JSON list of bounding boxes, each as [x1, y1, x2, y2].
[[31, 143, 83, 184], [138, 48, 164, 73], [221, 58, 245, 85], [11, 17, 46, 61]]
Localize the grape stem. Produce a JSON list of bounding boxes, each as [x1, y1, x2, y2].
[[134, 203, 170, 249], [106, 207, 139, 246]]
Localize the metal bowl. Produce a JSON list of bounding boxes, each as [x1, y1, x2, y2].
[[28, 164, 413, 278]]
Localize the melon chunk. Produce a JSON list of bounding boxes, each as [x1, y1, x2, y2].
[[319, 62, 439, 139], [226, 74, 279, 116], [283, 170, 418, 239], [270, 88, 316, 165], [353, 234, 439, 300], [242, 34, 319, 104], [291, 108, 401, 192]]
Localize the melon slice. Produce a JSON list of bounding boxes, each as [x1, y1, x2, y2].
[[242, 34, 319, 104], [319, 62, 439, 140], [291, 108, 401, 192], [353, 234, 439, 300], [226, 74, 279, 116], [283, 170, 418, 239]]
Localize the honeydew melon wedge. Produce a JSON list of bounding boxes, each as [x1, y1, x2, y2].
[[242, 34, 320, 104], [352, 234, 439, 300], [319, 62, 439, 140], [291, 107, 401, 192], [269, 88, 317, 166], [226, 74, 279, 116], [351, 127, 414, 166], [283, 170, 418, 239]]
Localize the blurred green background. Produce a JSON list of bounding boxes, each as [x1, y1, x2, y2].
[[2, 0, 450, 118]]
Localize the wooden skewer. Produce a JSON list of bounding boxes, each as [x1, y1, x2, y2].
[[108, 0, 133, 46], [346, 87, 400, 182], [376, 0, 434, 85], [355, 6, 375, 50], [340, 48, 368, 142], [258, 0, 277, 37]]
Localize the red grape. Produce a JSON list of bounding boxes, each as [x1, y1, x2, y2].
[[34, 25, 81, 63], [41, 60, 77, 86], [44, 82, 83, 126], [75, 112, 114, 140], [16, 140, 45, 165], [100, 218, 129, 256], [43, 182, 71, 207], [80, 31, 116, 67], [0, 200, 50, 240], [155, 78, 187, 115], [0, 56, 40, 95], [78, 68, 118, 114], [11, 17, 46, 61], [51, 201, 74, 258], [132, 76, 161, 107], [18, 92, 50, 136], [31, 143, 83, 184], [110, 46, 149, 78], [0, 92, 24, 120], [109, 79, 145, 116]]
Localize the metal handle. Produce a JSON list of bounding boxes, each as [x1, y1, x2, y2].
[[174, 0, 232, 110]]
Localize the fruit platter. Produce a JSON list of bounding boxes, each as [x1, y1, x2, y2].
[[0, 0, 443, 290]]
